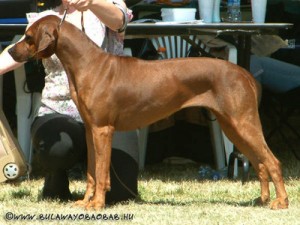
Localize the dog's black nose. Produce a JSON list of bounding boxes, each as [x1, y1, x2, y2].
[[7, 46, 14, 57]]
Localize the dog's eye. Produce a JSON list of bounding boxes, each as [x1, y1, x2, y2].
[[25, 35, 33, 44]]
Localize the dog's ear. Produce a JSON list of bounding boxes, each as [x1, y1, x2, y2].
[[36, 26, 58, 58]]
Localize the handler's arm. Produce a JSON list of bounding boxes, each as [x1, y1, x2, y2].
[[63, 0, 128, 32], [0, 45, 25, 76]]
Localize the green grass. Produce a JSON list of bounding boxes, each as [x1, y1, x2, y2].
[[1, 147, 300, 225]]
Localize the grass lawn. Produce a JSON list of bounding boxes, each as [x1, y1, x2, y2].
[[1, 104, 300, 225], [0, 146, 300, 225]]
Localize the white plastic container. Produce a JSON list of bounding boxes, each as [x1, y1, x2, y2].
[[161, 8, 196, 22]]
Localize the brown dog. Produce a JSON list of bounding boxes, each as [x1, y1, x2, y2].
[[9, 15, 288, 210]]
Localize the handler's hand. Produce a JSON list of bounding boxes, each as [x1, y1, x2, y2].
[[62, 0, 92, 11]]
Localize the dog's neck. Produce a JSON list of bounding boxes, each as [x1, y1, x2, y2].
[[54, 20, 108, 80]]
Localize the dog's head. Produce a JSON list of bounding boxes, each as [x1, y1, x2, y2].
[[9, 15, 60, 62]]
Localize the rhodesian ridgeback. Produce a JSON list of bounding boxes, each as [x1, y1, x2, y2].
[[9, 15, 288, 210]]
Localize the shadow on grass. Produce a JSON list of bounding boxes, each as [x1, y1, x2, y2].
[[10, 188, 31, 199], [139, 163, 205, 182], [32, 188, 267, 210], [20, 176, 270, 210], [124, 194, 265, 209]]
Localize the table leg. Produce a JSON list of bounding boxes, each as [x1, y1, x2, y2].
[[237, 34, 251, 71]]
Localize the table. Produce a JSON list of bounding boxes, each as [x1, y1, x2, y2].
[[0, 21, 293, 168], [126, 22, 293, 70], [0, 22, 293, 69]]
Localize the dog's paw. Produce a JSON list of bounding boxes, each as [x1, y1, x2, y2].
[[73, 200, 88, 208], [269, 198, 289, 210], [85, 200, 105, 210]]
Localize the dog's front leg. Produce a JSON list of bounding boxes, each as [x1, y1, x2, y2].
[[74, 128, 96, 208], [85, 125, 114, 210]]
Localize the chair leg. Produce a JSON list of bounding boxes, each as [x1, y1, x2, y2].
[[241, 159, 250, 184], [227, 152, 236, 178], [138, 127, 149, 170], [227, 149, 250, 184], [207, 111, 226, 170]]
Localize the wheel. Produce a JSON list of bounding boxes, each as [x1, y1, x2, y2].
[[3, 163, 20, 180]]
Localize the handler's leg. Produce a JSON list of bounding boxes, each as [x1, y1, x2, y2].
[[32, 114, 138, 203], [250, 55, 300, 93], [31, 113, 86, 200]]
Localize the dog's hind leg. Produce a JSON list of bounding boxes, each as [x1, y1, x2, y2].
[[85, 125, 114, 210], [216, 112, 288, 209], [254, 162, 271, 205], [248, 142, 288, 210]]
